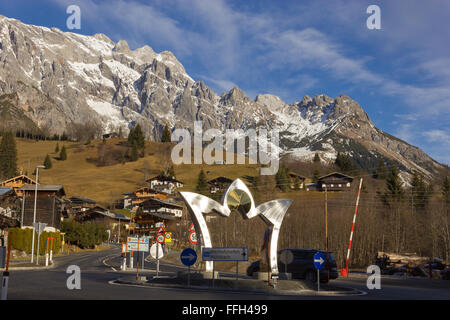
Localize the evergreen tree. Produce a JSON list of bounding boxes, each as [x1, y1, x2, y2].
[[275, 166, 290, 192], [380, 164, 404, 205], [312, 169, 321, 183], [195, 169, 208, 195], [161, 124, 172, 142], [293, 177, 301, 190], [313, 153, 320, 163], [442, 176, 450, 205], [55, 142, 60, 153], [59, 145, 67, 161], [43, 154, 52, 169], [411, 171, 430, 211], [130, 142, 139, 162], [0, 132, 18, 180], [374, 158, 387, 179], [128, 124, 145, 158]]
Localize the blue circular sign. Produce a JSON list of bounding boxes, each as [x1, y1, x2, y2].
[[180, 248, 197, 266], [313, 251, 326, 270]]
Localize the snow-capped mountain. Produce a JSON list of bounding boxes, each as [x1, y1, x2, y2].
[[0, 15, 444, 178]]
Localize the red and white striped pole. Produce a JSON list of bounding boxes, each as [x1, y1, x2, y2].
[[341, 178, 363, 277]]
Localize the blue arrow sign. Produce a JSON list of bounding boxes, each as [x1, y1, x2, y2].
[[313, 251, 326, 270], [180, 248, 197, 266]]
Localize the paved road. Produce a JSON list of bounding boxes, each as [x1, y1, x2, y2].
[[4, 245, 450, 300]]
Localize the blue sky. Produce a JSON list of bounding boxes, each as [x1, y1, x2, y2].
[[1, 0, 449, 164]]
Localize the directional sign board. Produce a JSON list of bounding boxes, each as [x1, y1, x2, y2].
[[180, 248, 197, 266], [313, 251, 326, 270], [202, 247, 248, 262], [126, 236, 149, 252]]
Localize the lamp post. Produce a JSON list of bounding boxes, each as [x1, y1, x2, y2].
[[30, 165, 45, 263]]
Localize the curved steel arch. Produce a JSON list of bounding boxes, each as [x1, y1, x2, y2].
[[180, 178, 292, 274]]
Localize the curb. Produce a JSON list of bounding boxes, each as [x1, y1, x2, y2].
[[111, 277, 365, 296]]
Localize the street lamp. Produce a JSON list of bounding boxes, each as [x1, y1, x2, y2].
[[31, 165, 45, 263]]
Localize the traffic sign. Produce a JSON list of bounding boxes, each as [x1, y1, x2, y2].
[[150, 243, 164, 259], [33, 222, 47, 235], [157, 226, 165, 234], [156, 233, 165, 244], [313, 251, 326, 270], [180, 248, 197, 266], [164, 232, 172, 243], [127, 237, 149, 252], [188, 231, 197, 244], [202, 247, 248, 262], [279, 250, 294, 265], [188, 224, 195, 232]]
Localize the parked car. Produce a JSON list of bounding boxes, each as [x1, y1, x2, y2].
[[246, 248, 338, 283]]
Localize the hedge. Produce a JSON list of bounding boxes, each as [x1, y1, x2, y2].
[[61, 220, 108, 249], [9, 228, 62, 255]]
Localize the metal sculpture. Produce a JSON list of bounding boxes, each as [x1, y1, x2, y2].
[[179, 178, 292, 275]]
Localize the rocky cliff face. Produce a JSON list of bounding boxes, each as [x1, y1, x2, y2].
[[0, 15, 444, 179]]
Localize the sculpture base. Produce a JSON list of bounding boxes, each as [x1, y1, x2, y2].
[[253, 272, 292, 280]]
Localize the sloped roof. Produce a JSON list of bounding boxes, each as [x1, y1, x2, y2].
[[318, 172, 354, 180], [19, 184, 66, 196], [0, 174, 36, 186]]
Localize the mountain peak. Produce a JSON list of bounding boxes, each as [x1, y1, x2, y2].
[[113, 40, 131, 53]]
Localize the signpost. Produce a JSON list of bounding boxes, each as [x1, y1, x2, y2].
[[180, 248, 197, 287], [33, 222, 47, 265], [313, 251, 326, 292], [279, 250, 294, 274], [202, 247, 248, 284], [150, 243, 164, 277]]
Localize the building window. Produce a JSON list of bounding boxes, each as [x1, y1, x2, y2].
[[347, 183, 350, 187]]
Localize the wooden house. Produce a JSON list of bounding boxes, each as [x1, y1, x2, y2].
[[0, 175, 37, 197], [74, 206, 130, 228], [317, 172, 353, 191], [146, 175, 184, 194], [207, 176, 233, 194], [68, 196, 97, 213], [287, 172, 307, 189], [122, 187, 167, 211], [134, 198, 183, 234], [19, 184, 66, 231]]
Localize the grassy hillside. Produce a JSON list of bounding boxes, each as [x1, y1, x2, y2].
[[15, 138, 263, 205]]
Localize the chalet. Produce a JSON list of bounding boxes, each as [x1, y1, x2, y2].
[[317, 172, 354, 192], [207, 176, 233, 194], [74, 206, 131, 229], [0, 175, 37, 197], [19, 184, 66, 232], [134, 198, 183, 234], [68, 196, 96, 213], [146, 175, 184, 194], [122, 187, 167, 211], [287, 172, 307, 189]]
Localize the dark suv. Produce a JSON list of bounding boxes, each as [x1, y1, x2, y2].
[[246, 248, 338, 283]]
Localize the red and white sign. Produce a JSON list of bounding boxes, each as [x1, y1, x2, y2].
[[156, 233, 165, 244], [189, 224, 195, 232], [189, 231, 198, 244], [157, 226, 165, 234]]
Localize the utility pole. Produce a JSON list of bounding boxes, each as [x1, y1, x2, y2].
[[325, 185, 329, 282], [31, 165, 45, 263]]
